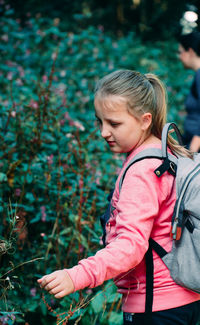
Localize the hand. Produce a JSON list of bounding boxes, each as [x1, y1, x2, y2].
[[37, 269, 74, 298], [189, 135, 200, 152]]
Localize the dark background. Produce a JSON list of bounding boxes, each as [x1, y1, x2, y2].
[[7, 0, 200, 39]]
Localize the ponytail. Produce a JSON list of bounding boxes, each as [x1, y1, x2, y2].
[[145, 74, 192, 158]]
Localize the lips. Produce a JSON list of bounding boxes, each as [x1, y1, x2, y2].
[[107, 141, 115, 146]]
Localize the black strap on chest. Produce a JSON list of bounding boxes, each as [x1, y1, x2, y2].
[[145, 238, 168, 315]]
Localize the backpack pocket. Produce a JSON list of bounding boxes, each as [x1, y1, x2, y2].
[[162, 214, 200, 293]]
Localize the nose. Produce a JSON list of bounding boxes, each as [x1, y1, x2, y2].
[[101, 125, 111, 138]]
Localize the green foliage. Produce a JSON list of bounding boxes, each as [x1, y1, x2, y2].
[[8, 0, 198, 39], [0, 3, 194, 325]]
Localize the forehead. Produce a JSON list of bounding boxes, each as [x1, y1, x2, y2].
[[95, 95, 128, 113]]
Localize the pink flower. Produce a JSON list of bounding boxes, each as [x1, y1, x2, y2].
[[50, 298, 56, 305], [95, 177, 100, 185], [7, 72, 13, 80], [2, 34, 8, 42], [82, 96, 89, 103], [95, 170, 101, 185], [11, 111, 16, 117], [86, 288, 93, 295], [29, 100, 38, 109], [65, 133, 72, 138], [42, 75, 48, 83], [18, 66, 25, 77], [72, 120, 85, 131], [40, 233, 46, 237], [62, 164, 69, 170], [85, 163, 92, 169], [76, 91, 82, 97], [15, 188, 21, 196], [98, 25, 104, 32], [41, 206, 46, 222], [16, 78, 23, 86], [47, 154, 54, 165], [26, 49, 31, 56], [116, 167, 121, 174], [79, 179, 84, 189], [60, 70, 66, 77], [52, 52, 57, 60], [64, 112, 71, 120], [30, 287, 37, 297]]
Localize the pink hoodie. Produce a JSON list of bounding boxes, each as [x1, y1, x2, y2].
[[67, 143, 200, 312]]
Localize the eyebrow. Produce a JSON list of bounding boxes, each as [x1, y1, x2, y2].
[[95, 112, 122, 122], [95, 115, 121, 124]]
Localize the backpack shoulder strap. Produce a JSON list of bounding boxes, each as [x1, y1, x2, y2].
[[154, 123, 183, 178], [161, 122, 184, 158], [119, 148, 177, 192]]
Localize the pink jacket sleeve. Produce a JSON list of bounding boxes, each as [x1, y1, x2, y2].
[[67, 159, 171, 292]]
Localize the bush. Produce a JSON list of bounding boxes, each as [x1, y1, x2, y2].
[[0, 4, 194, 325]]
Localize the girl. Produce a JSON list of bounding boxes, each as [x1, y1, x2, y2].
[[38, 70, 200, 324], [178, 31, 200, 152]]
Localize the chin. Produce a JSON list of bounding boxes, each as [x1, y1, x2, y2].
[[110, 148, 122, 153]]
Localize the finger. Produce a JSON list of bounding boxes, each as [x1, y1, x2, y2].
[[54, 290, 67, 299], [44, 278, 61, 292], [53, 285, 74, 299], [48, 284, 64, 296], [38, 274, 57, 288]]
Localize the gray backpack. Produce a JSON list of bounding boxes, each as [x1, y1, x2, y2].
[[118, 122, 200, 313]]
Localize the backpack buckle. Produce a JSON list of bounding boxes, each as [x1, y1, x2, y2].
[[154, 158, 177, 177]]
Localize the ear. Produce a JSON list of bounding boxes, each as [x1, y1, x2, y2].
[[141, 113, 152, 131], [188, 47, 197, 57]]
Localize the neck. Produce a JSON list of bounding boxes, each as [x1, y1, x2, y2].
[[127, 134, 161, 156], [142, 134, 161, 146]]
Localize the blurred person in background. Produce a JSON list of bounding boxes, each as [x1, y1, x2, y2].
[[178, 31, 200, 152]]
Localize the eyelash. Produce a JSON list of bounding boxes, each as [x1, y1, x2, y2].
[[95, 119, 120, 127], [110, 122, 120, 127]]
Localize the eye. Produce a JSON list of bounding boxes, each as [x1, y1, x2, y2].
[[110, 122, 120, 127]]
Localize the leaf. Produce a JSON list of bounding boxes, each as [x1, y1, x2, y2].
[[108, 311, 123, 324], [25, 192, 35, 203], [59, 228, 72, 236], [26, 173, 33, 184], [29, 212, 41, 224], [91, 292, 105, 313], [0, 172, 7, 182]]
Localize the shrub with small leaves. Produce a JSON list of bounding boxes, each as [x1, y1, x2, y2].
[[0, 2, 193, 324]]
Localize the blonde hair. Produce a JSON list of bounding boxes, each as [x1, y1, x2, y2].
[[95, 69, 192, 158]]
